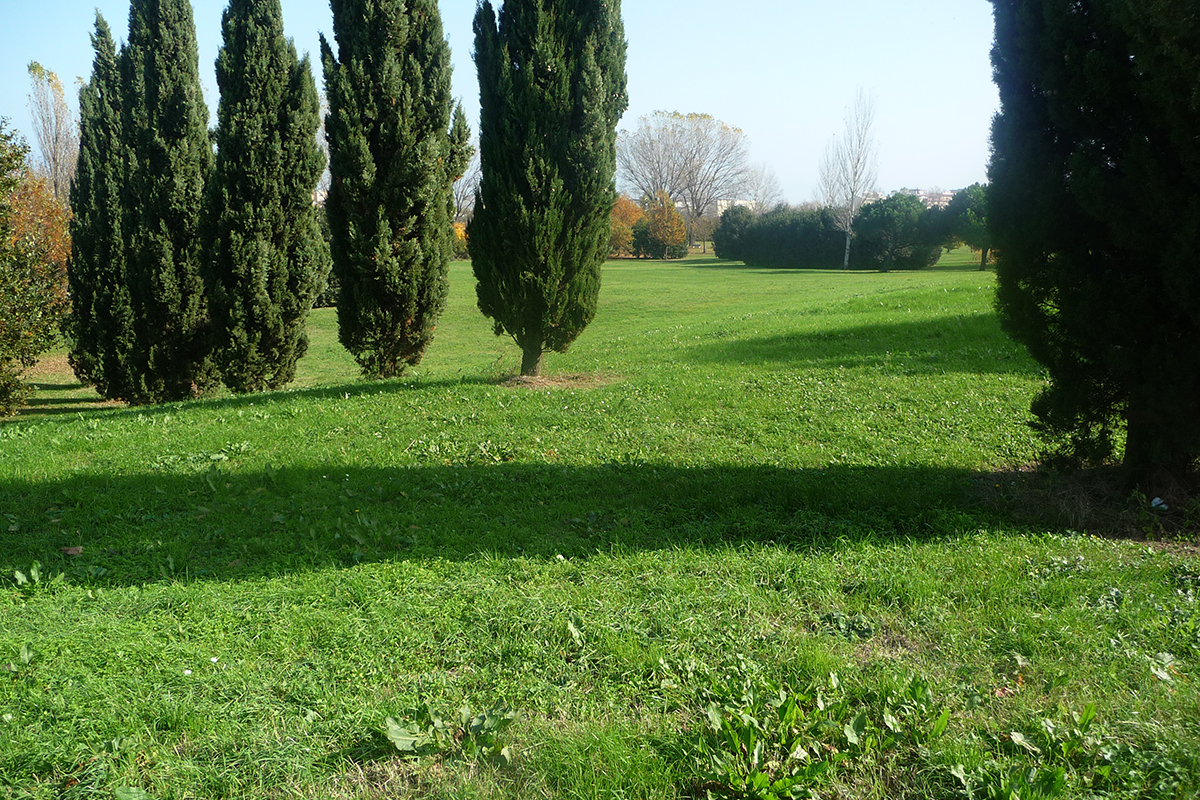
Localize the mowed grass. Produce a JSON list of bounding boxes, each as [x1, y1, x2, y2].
[[1, 256, 1197, 799]]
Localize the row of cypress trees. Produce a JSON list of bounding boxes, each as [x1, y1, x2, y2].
[[71, 0, 627, 399], [70, 0, 328, 402]]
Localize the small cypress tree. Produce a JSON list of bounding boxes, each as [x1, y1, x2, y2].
[[320, 0, 470, 379], [469, 0, 628, 377], [69, 13, 137, 397], [990, 0, 1200, 488], [205, 0, 329, 393], [120, 0, 214, 403]]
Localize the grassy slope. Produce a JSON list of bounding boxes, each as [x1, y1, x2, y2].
[[1, 256, 1196, 799]]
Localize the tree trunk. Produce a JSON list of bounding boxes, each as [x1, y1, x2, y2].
[[1124, 402, 1193, 498], [979, 246, 989, 271], [520, 342, 543, 377], [842, 231, 852, 270]]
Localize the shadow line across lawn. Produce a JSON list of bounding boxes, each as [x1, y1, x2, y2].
[[1, 459, 1019, 590], [689, 315, 1040, 377]]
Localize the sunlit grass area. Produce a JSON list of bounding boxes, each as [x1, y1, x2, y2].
[[2, 257, 1196, 799]]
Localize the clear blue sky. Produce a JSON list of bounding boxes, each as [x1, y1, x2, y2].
[[0, 0, 999, 203]]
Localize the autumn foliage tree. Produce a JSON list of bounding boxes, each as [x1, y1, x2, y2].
[[0, 121, 70, 414], [609, 194, 642, 256], [633, 190, 686, 259]]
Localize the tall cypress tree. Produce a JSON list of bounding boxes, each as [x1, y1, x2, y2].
[[990, 0, 1200, 488], [469, 0, 628, 377], [205, 0, 329, 393], [320, 0, 470, 379], [69, 13, 138, 399], [121, 0, 214, 403]]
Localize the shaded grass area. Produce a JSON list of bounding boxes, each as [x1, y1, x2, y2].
[[2, 258, 1197, 799]]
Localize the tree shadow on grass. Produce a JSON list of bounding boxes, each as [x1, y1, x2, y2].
[[4, 372, 513, 425], [1, 458, 1015, 590], [688, 314, 1041, 377]]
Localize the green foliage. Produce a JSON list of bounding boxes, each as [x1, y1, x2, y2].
[[677, 660, 952, 799], [469, 0, 628, 376], [711, 205, 845, 269], [946, 182, 991, 270], [320, 0, 469, 379], [989, 0, 1200, 484], [385, 701, 515, 765], [204, 0, 329, 394], [630, 191, 687, 259], [118, 0, 216, 403], [0, 122, 68, 415], [853, 194, 944, 272], [68, 14, 135, 398], [712, 205, 755, 260]]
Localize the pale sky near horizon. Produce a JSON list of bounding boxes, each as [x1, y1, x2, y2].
[[0, 0, 999, 204]]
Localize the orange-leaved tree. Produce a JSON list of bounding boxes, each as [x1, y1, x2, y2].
[[609, 193, 643, 257], [635, 190, 686, 259], [1, 122, 71, 414]]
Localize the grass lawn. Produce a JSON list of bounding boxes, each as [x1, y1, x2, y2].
[[1, 255, 1197, 799]]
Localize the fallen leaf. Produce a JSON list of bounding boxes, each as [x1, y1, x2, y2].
[[61, 546, 83, 556]]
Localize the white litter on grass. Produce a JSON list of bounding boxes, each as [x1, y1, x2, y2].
[[1151, 497, 1169, 511]]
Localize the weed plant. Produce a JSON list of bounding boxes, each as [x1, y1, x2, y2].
[[1, 257, 1196, 798]]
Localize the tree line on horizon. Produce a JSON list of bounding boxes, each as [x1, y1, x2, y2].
[[709, 184, 991, 272]]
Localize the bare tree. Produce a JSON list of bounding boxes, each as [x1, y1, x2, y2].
[[616, 112, 687, 202], [744, 162, 783, 214], [617, 111, 750, 243], [26, 62, 79, 202], [315, 91, 331, 199], [818, 89, 878, 270], [453, 140, 481, 222]]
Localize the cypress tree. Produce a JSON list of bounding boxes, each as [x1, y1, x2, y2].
[[69, 14, 137, 398], [469, 0, 628, 377], [121, 0, 214, 403], [990, 0, 1200, 488], [320, 0, 470, 379], [205, 0, 329, 393]]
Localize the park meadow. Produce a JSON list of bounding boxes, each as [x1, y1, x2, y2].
[[2, 254, 1197, 799]]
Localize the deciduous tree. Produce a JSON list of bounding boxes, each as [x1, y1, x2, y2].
[[470, 0, 627, 377], [744, 162, 784, 215], [609, 194, 642, 257], [26, 62, 79, 203], [617, 112, 750, 244], [321, 0, 470, 378], [0, 122, 70, 414], [204, 0, 329, 394], [641, 190, 686, 259], [818, 90, 878, 270], [453, 142, 481, 223], [990, 0, 1200, 489]]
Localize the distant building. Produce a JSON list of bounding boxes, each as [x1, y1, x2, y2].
[[880, 187, 956, 210]]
